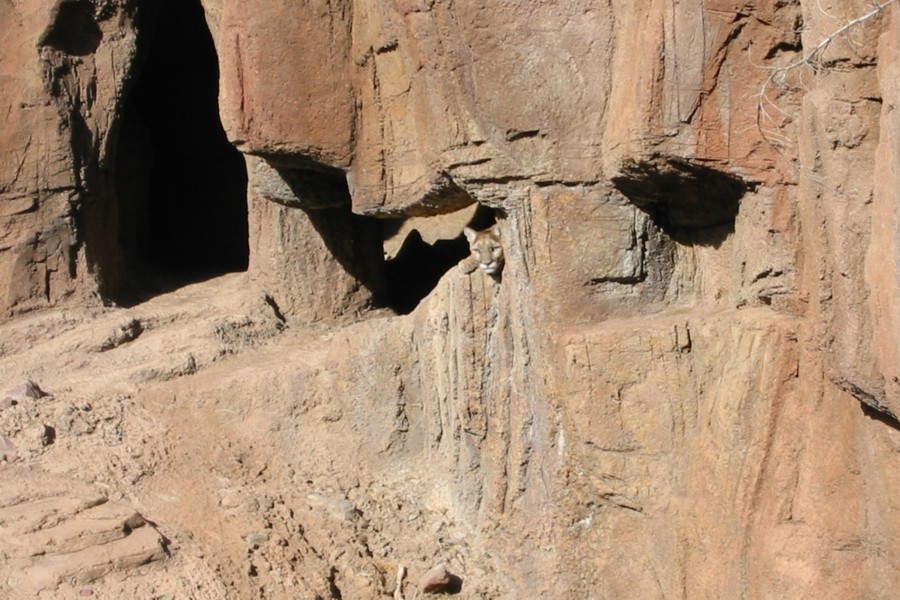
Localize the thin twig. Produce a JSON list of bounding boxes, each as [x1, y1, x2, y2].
[[756, 0, 898, 152], [777, 0, 895, 73]]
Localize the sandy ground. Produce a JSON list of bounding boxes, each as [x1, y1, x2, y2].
[[0, 273, 484, 599]]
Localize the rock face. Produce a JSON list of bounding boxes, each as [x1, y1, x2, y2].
[[2, 0, 900, 598]]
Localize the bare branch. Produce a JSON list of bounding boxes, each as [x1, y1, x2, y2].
[[788, 0, 895, 72], [756, 0, 898, 152]]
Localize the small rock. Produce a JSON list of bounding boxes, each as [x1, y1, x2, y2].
[[320, 407, 343, 423], [39, 424, 56, 446], [245, 532, 268, 546], [96, 317, 143, 352], [3, 380, 48, 405], [418, 564, 454, 594], [306, 493, 361, 522], [219, 489, 258, 512], [440, 536, 466, 547], [0, 434, 19, 461]]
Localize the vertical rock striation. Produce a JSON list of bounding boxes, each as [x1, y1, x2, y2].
[[2, 0, 900, 597]]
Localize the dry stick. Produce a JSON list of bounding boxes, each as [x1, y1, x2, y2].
[[757, 0, 898, 151], [394, 564, 406, 600]]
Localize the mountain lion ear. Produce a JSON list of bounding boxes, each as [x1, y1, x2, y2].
[[490, 224, 501, 238], [463, 227, 477, 243]]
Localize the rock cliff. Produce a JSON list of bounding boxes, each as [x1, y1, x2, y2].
[[1, 0, 900, 598]]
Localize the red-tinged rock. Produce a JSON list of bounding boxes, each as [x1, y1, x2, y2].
[[0, 434, 18, 462], [3, 380, 48, 404], [417, 564, 451, 594]]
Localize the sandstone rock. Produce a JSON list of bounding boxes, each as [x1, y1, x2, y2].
[[0, 479, 166, 597], [37, 423, 55, 447], [2, 381, 48, 405], [0, 434, 18, 461], [417, 563, 461, 595], [248, 157, 350, 210], [203, 0, 356, 166], [0, 0, 900, 599], [94, 318, 144, 353], [246, 193, 386, 321]]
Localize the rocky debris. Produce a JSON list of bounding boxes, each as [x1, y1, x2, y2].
[[0, 382, 53, 462], [219, 488, 260, 514], [306, 493, 361, 522], [0, 384, 112, 463], [0, 474, 167, 597], [0, 384, 35, 462], [0, 0, 899, 597]]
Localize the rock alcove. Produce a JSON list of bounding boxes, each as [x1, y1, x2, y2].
[[382, 203, 499, 314], [611, 155, 751, 246]]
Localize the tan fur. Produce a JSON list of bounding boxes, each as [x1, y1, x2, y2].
[[459, 224, 504, 276]]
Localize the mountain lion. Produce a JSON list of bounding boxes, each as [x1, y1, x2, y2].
[[460, 224, 504, 277]]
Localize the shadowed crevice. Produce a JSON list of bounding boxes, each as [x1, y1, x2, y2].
[[303, 205, 388, 304], [860, 401, 900, 431], [837, 377, 900, 431], [384, 203, 497, 314], [611, 155, 752, 247], [249, 158, 350, 210], [39, 1, 102, 56]]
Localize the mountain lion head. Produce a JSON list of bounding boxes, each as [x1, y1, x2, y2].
[[463, 224, 504, 276]]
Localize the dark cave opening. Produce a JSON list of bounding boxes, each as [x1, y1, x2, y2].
[[383, 203, 498, 314], [113, 0, 247, 301]]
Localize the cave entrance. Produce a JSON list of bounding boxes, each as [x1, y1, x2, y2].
[[383, 203, 498, 314], [113, 0, 247, 302]]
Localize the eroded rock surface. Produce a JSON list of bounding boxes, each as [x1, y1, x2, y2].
[[0, 470, 166, 598], [1, 0, 900, 599]]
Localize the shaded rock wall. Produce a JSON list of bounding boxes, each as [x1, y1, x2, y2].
[[3, 0, 900, 597], [0, 0, 142, 312]]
